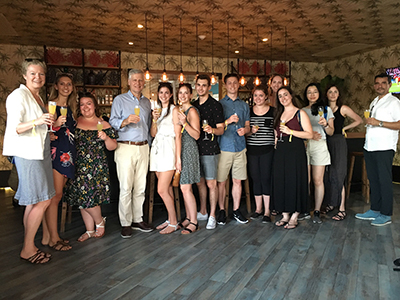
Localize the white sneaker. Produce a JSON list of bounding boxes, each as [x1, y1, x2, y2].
[[206, 216, 216, 229], [197, 212, 208, 221]]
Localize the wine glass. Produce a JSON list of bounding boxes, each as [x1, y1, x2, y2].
[[364, 109, 370, 127], [253, 124, 260, 137], [97, 120, 103, 132], [203, 119, 209, 141], [279, 120, 286, 142], [48, 101, 57, 132], [134, 105, 140, 128], [318, 106, 324, 117], [60, 106, 68, 127]]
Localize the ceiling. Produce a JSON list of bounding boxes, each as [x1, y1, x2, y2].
[[1, 0, 400, 63]]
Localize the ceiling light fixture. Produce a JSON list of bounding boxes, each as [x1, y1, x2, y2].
[[144, 13, 152, 81], [138, 24, 144, 29], [227, 21, 230, 73], [239, 26, 247, 87], [128, 41, 133, 45], [161, 15, 168, 82], [179, 17, 185, 83], [210, 20, 217, 85], [235, 50, 239, 54], [253, 25, 261, 86], [195, 19, 199, 79], [284, 26, 288, 86], [262, 38, 268, 42]]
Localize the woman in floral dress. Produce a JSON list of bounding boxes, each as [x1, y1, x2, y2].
[[42, 73, 77, 251], [65, 93, 117, 242]]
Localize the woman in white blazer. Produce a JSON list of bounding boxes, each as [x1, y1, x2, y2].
[[3, 59, 55, 264]]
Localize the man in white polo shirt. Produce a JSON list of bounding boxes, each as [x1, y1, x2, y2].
[[355, 73, 400, 226]]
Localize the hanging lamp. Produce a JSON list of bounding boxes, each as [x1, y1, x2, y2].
[[239, 26, 247, 87], [178, 17, 185, 83], [210, 20, 217, 85], [283, 26, 289, 86], [253, 26, 261, 86], [161, 15, 168, 82], [144, 13, 152, 81], [195, 19, 199, 80], [227, 22, 229, 74]]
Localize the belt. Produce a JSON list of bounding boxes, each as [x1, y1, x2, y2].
[[118, 140, 148, 146]]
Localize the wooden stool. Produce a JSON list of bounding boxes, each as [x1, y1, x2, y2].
[[224, 175, 251, 214], [60, 201, 72, 233], [346, 151, 370, 203], [146, 171, 181, 225]]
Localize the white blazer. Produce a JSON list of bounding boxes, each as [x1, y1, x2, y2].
[[3, 84, 48, 160]]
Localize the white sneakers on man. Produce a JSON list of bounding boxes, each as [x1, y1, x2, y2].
[[197, 212, 208, 221], [206, 216, 216, 229]]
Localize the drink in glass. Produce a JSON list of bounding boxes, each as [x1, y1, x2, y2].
[[134, 106, 140, 116], [364, 109, 370, 127], [97, 121, 103, 131], [60, 106, 68, 116], [48, 101, 57, 132], [279, 120, 286, 142], [203, 119, 209, 141], [318, 106, 324, 117]]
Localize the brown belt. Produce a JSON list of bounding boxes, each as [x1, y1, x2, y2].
[[118, 140, 148, 146]]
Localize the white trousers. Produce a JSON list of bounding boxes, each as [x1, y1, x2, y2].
[[115, 143, 149, 226]]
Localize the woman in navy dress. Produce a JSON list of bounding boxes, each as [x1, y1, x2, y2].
[[42, 73, 77, 251]]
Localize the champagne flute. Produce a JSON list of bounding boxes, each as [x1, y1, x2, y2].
[[60, 106, 68, 127], [318, 106, 324, 117], [254, 124, 260, 137], [279, 120, 286, 142], [364, 109, 370, 127], [134, 105, 140, 128], [203, 119, 209, 141], [97, 120, 103, 132], [48, 101, 57, 132]]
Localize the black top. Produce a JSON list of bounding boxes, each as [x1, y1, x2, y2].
[[247, 107, 275, 155], [333, 106, 345, 135], [192, 95, 225, 156]]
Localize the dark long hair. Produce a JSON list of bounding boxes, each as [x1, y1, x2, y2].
[[157, 82, 174, 117], [324, 83, 343, 107], [304, 83, 326, 116], [78, 92, 100, 118], [273, 86, 299, 129]]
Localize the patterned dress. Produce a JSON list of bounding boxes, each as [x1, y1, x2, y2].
[[65, 127, 118, 209], [180, 106, 201, 185], [51, 106, 76, 178]]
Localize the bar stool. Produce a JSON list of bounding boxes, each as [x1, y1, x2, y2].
[[224, 174, 251, 214], [146, 171, 181, 225], [346, 151, 370, 203]]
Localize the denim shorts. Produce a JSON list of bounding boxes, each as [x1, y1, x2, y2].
[[200, 154, 220, 180]]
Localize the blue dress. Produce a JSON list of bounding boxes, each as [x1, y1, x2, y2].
[[51, 106, 76, 179]]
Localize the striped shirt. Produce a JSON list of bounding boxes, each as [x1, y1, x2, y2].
[[247, 107, 275, 155]]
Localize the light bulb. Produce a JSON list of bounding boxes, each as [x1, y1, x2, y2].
[[179, 71, 185, 83], [161, 70, 168, 82], [284, 77, 288, 86], [253, 76, 261, 86], [211, 73, 217, 85], [239, 76, 247, 86], [144, 69, 152, 81]]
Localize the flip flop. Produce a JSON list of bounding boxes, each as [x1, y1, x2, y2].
[[20, 250, 51, 264], [49, 240, 71, 251], [275, 219, 289, 227]]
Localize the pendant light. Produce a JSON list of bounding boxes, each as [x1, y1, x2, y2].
[[144, 13, 152, 81], [227, 22, 229, 73], [253, 25, 261, 86], [283, 26, 289, 86], [239, 26, 247, 87], [178, 17, 185, 83], [195, 19, 199, 80], [210, 20, 217, 85], [161, 15, 168, 82]]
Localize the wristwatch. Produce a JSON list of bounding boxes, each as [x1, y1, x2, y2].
[[379, 121, 384, 127]]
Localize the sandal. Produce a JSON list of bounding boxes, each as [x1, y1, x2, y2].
[[160, 223, 180, 234], [271, 210, 280, 216], [95, 217, 106, 238], [78, 230, 95, 242], [49, 240, 72, 251], [284, 222, 298, 230], [275, 219, 289, 227], [42, 238, 69, 246], [156, 220, 170, 230], [332, 211, 346, 221], [20, 250, 51, 264], [322, 205, 334, 214], [181, 222, 199, 234], [178, 217, 190, 228]]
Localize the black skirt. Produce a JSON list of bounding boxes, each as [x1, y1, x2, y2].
[[272, 135, 309, 213]]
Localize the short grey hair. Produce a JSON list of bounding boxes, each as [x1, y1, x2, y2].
[[128, 69, 144, 79], [21, 59, 47, 75]]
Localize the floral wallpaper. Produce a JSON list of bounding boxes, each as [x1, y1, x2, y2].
[[1, 43, 400, 171]]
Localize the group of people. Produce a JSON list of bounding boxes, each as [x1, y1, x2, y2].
[[3, 59, 400, 265]]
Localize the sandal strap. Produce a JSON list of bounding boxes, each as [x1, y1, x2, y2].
[[183, 222, 199, 233], [96, 217, 106, 229]]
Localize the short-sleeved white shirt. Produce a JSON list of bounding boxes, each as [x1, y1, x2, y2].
[[364, 93, 400, 152]]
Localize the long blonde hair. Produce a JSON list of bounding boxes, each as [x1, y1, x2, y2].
[[48, 73, 78, 119]]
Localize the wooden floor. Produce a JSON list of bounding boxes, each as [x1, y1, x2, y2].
[[1, 186, 400, 300]]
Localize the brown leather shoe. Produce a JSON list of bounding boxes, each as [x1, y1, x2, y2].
[[131, 222, 153, 233], [121, 226, 132, 238]]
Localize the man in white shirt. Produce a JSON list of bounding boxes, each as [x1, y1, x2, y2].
[[355, 73, 400, 226]]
